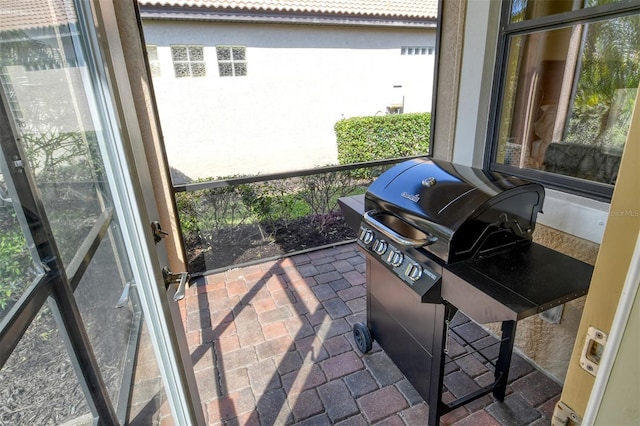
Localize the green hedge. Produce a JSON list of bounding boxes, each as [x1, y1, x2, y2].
[[335, 112, 430, 164]]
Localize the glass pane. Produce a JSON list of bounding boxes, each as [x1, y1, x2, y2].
[[0, 303, 92, 424], [510, 0, 627, 23], [150, 61, 161, 78], [495, 15, 639, 185], [234, 62, 247, 76], [216, 46, 231, 61], [147, 45, 159, 62], [232, 47, 245, 61], [146, 46, 161, 78], [2, 2, 195, 424], [129, 319, 170, 424], [0, 176, 39, 320], [191, 62, 206, 77], [174, 63, 190, 78], [2, 3, 187, 423], [74, 232, 134, 410], [171, 46, 188, 61], [188, 46, 204, 61], [0, 18, 115, 266], [218, 62, 233, 77]]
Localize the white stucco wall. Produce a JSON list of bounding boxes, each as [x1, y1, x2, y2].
[[141, 21, 435, 182]]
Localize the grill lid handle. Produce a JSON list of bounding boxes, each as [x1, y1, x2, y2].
[[363, 210, 438, 248]]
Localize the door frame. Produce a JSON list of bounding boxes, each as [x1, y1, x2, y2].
[[583, 231, 640, 423], [84, 0, 205, 423], [0, 0, 204, 423]]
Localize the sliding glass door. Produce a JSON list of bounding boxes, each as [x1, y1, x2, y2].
[[0, 1, 202, 424]]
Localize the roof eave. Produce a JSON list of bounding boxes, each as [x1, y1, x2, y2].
[[138, 6, 437, 28]]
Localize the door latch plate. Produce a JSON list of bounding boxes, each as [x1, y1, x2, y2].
[[580, 326, 607, 376], [552, 401, 582, 426]]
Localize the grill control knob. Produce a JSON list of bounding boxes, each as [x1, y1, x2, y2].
[[386, 250, 404, 267], [406, 264, 423, 281], [359, 228, 374, 245], [372, 239, 388, 255]]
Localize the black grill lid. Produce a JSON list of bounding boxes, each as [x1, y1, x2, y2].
[[365, 158, 545, 263]]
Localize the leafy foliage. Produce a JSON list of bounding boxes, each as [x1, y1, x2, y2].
[[334, 113, 430, 165], [174, 180, 251, 247], [238, 180, 304, 234], [176, 168, 373, 271], [299, 171, 358, 229], [177, 170, 363, 246], [0, 208, 35, 311], [22, 131, 103, 183], [566, 15, 640, 149]]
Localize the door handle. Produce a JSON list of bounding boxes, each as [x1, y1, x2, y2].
[[151, 221, 169, 244], [363, 210, 438, 247], [162, 267, 190, 301]]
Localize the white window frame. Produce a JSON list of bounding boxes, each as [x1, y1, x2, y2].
[[484, 1, 640, 202]]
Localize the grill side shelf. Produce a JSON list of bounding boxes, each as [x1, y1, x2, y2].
[[338, 194, 365, 232], [443, 243, 593, 323]]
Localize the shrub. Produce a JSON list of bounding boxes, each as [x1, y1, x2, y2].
[[174, 182, 250, 246], [238, 180, 302, 226], [300, 171, 356, 215], [334, 113, 431, 164], [0, 209, 34, 311]]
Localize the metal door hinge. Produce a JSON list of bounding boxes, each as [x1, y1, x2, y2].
[[162, 267, 189, 301], [12, 156, 24, 171], [40, 256, 57, 272]]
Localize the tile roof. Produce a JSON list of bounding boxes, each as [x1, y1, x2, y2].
[[137, 0, 438, 20], [0, 0, 76, 32]]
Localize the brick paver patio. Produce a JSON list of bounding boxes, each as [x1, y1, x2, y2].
[[178, 243, 561, 425]]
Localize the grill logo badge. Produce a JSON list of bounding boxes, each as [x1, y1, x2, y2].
[[401, 192, 420, 203]]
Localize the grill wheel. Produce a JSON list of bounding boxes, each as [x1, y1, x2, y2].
[[353, 322, 373, 353]]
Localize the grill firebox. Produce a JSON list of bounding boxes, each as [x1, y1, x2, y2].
[[338, 158, 593, 425]]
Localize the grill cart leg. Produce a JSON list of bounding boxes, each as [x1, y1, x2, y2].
[[494, 320, 517, 401], [427, 304, 456, 425], [434, 311, 519, 424]]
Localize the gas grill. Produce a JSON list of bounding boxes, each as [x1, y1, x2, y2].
[[338, 158, 593, 425]]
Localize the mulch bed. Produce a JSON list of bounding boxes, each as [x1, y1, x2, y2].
[[185, 212, 356, 273], [0, 246, 135, 425], [0, 308, 89, 425]]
